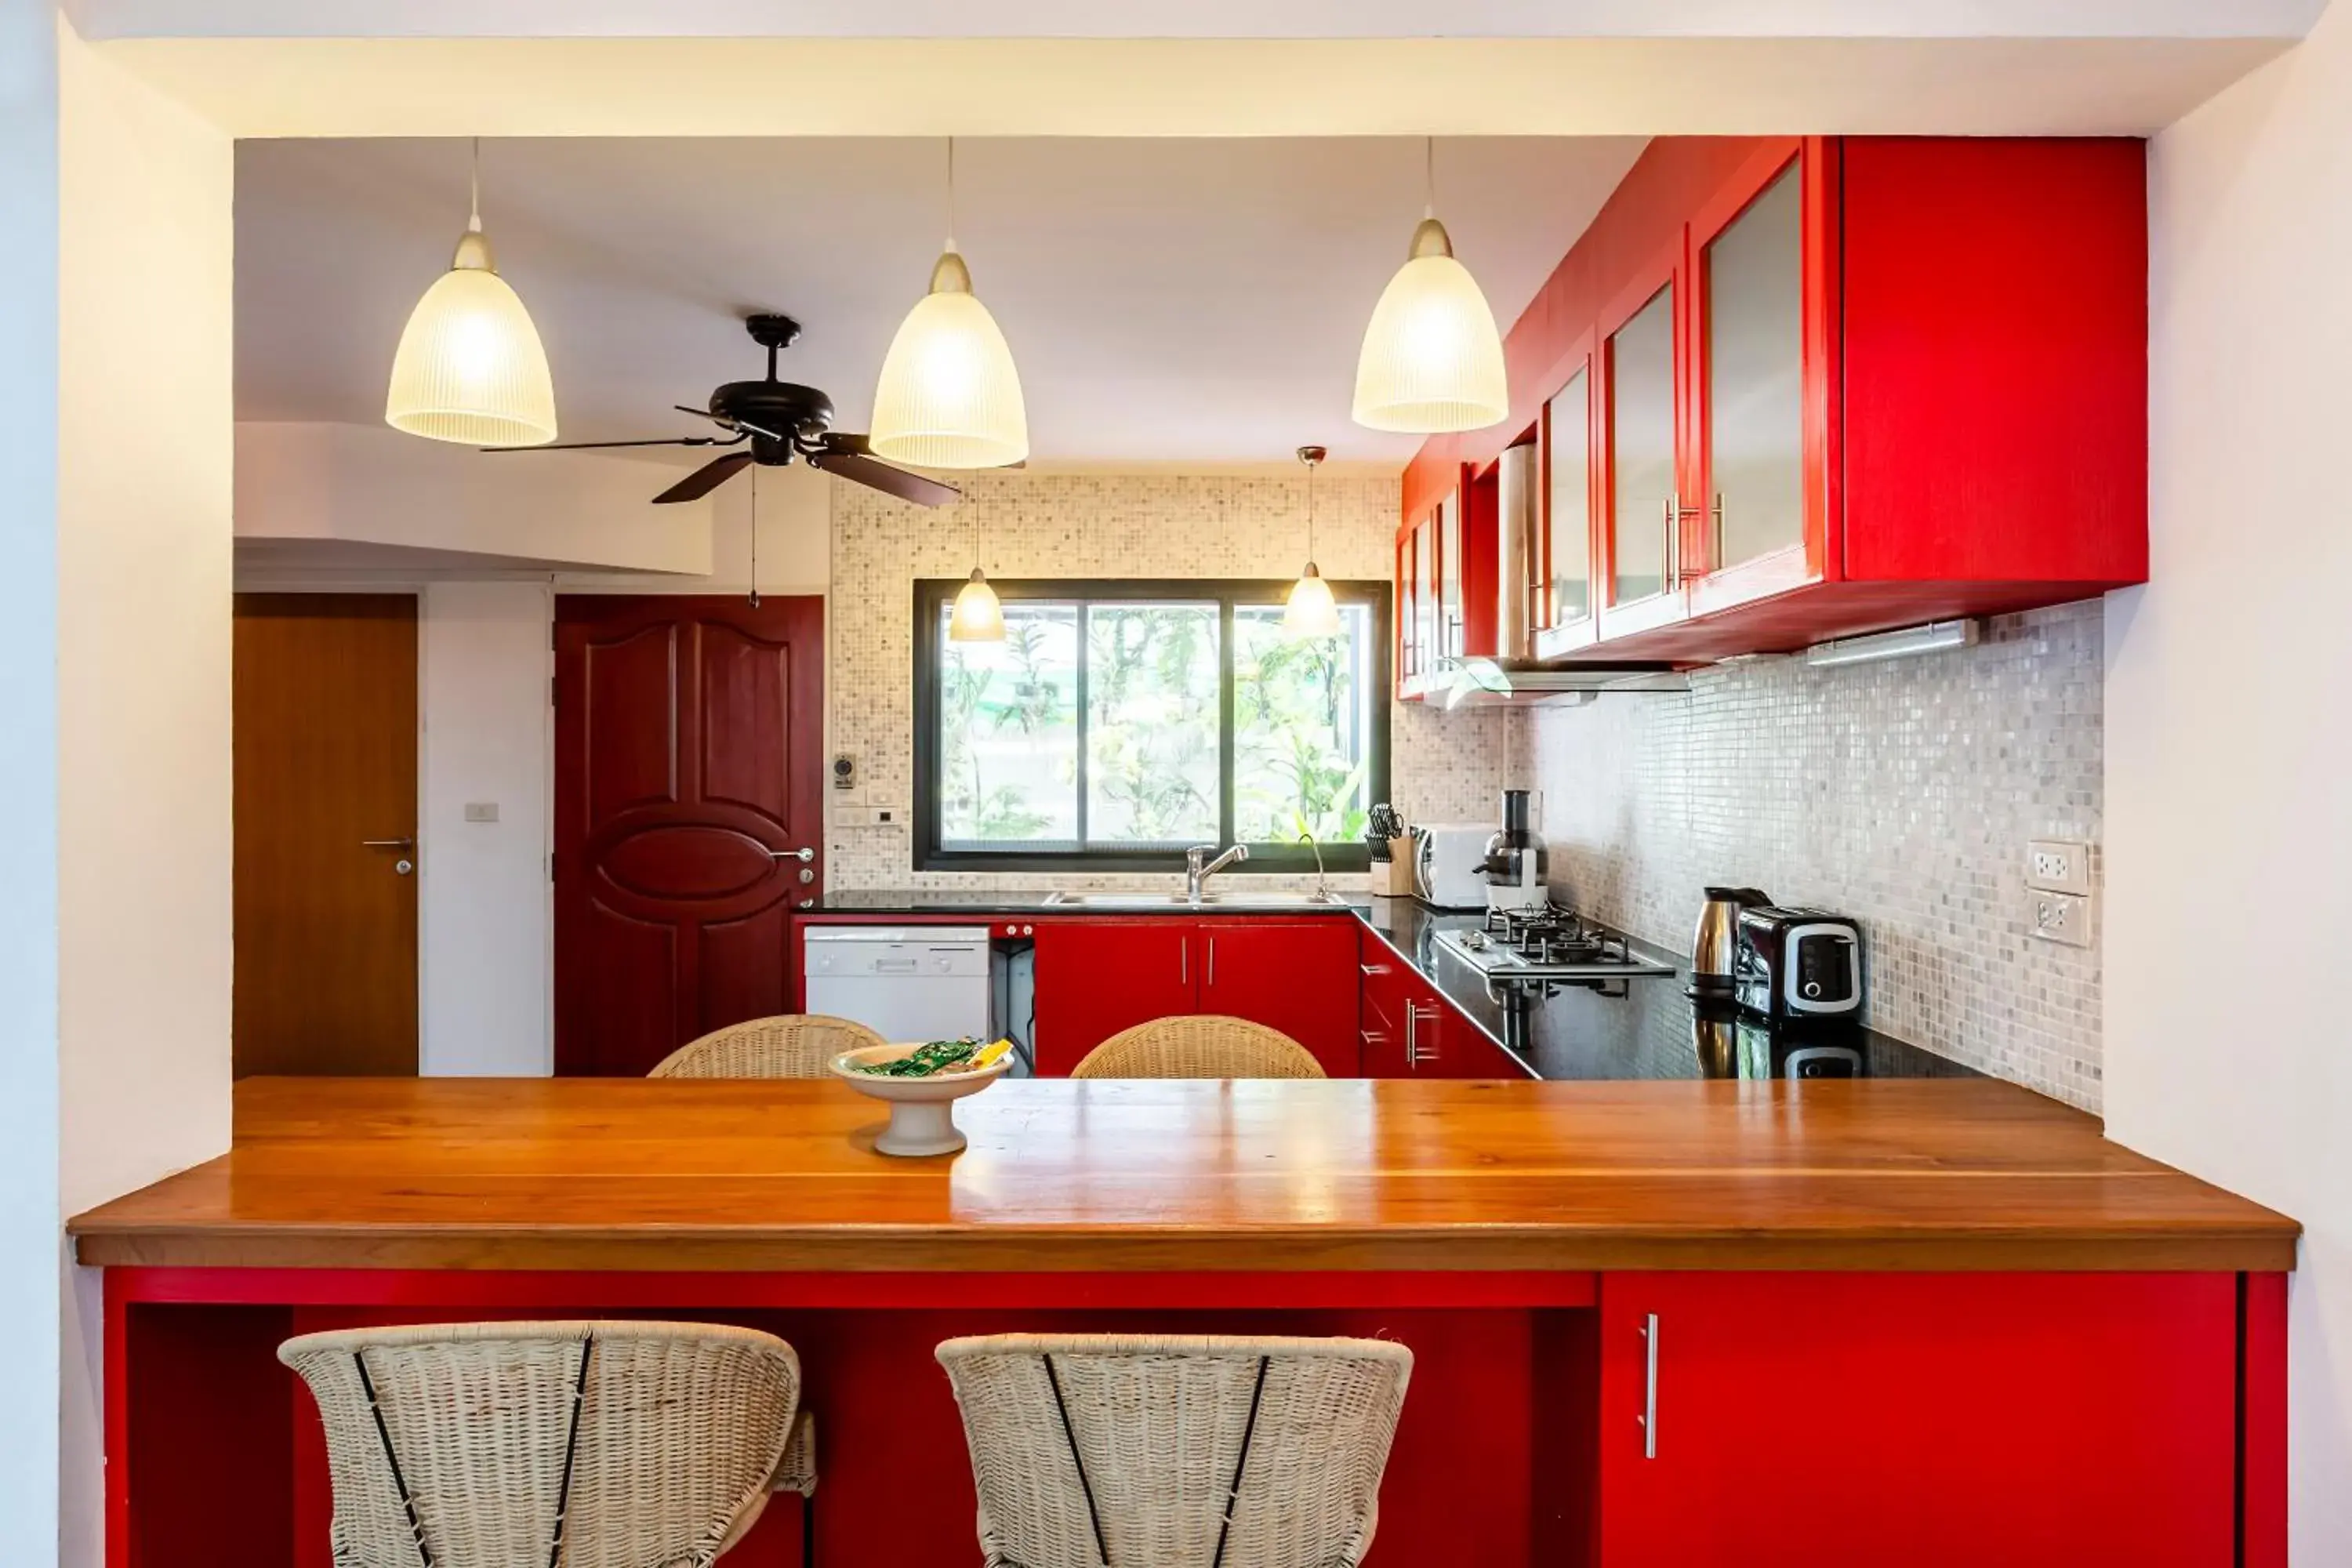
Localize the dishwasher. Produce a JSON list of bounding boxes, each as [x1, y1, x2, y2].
[[801, 925, 994, 1045]]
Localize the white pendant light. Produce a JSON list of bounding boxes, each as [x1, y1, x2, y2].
[[1284, 444, 1342, 638], [948, 496, 1006, 643], [1352, 138, 1508, 435], [386, 139, 557, 448], [872, 139, 1029, 470]]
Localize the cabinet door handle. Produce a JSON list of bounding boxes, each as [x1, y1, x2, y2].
[[1360, 963, 1392, 978], [1181, 938, 1189, 987], [1207, 936, 1216, 987], [1639, 1312, 1660, 1459], [1709, 492, 1725, 573], [1404, 1000, 1436, 1067], [1661, 496, 1679, 593]]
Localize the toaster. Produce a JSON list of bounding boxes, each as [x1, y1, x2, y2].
[[1733, 906, 1864, 1020], [1410, 822, 1494, 910]]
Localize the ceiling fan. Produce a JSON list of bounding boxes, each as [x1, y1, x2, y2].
[[486, 312, 960, 508]]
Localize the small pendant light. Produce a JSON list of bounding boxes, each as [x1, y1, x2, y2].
[[1284, 445, 1342, 638], [386, 138, 557, 447], [872, 139, 1030, 470], [1352, 138, 1508, 434], [949, 493, 1006, 643]]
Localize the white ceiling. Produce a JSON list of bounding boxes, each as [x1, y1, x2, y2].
[[235, 136, 1647, 463]]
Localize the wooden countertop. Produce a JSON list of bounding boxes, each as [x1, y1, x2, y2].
[[67, 1076, 2297, 1274]]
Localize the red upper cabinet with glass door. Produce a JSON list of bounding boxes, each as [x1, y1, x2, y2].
[[1402, 136, 2147, 665], [1532, 332, 1599, 659]]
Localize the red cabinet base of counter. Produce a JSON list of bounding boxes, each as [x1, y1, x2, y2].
[[103, 1266, 2280, 1568]]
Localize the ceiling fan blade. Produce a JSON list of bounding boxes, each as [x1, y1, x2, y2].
[[481, 434, 742, 453], [674, 404, 734, 428], [652, 451, 756, 505], [811, 448, 961, 508]]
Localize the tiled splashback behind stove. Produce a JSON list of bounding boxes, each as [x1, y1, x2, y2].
[[826, 470, 1506, 895], [1504, 601, 2105, 1109]]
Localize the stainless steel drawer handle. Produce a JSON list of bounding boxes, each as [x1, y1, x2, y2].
[[1640, 1312, 1659, 1459]]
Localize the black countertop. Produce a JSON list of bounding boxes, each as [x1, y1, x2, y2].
[[805, 890, 1976, 1083]]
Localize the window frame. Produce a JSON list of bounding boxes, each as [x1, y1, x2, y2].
[[912, 576, 1393, 874]]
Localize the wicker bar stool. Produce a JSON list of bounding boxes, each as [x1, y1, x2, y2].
[[936, 1334, 1413, 1568], [1069, 1015, 1326, 1080], [648, 1014, 884, 1079], [280, 1320, 812, 1568]]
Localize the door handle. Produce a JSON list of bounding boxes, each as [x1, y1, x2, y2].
[[1639, 1312, 1660, 1459], [771, 847, 816, 862], [1207, 936, 1216, 987], [361, 838, 415, 849]]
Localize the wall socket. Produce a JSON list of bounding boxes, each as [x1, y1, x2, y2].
[[831, 804, 903, 828], [2026, 839, 2090, 895], [2031, 891, 2093, 948]]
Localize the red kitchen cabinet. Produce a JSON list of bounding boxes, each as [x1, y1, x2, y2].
[[1033, 916, 1360, 1076], [1596, 1272, 2238, 1567], [1402, 136, 2147, 666], [1358, 928, 1530, 1078], [1029, 920, 1196, 1076], [1196, 920, 1360, 1076]]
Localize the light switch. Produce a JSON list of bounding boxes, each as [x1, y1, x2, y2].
[[463, 802, 500, 823]]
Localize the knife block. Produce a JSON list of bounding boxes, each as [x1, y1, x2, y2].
[[1368, 853, 1415, 898]]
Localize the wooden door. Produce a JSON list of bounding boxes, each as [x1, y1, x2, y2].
[[554, 595, 825, 1076], [1029, 920, 1196, 1075], [232, 594, 419, 1076], [1596, 1272, 2238, 1566], [1196, 920, 1360, 1076]]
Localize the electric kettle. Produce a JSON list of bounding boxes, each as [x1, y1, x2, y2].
[[1691, 886, 1771, 999]]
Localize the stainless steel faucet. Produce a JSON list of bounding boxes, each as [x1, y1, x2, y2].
[[1184, 842, 1249, 902]]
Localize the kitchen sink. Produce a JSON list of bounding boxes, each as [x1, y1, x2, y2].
[[1041, 890, 1348, 910]]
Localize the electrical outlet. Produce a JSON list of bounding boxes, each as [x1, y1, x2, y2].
[[831, 804, 905, 829], [2031, 891, 2092, 948], [2026, 839, 2090, 895]]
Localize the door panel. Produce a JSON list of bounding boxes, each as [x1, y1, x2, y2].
[[1196, 920, 1359, 1076], [1030, 920, 1198, 1075], [554, 595, 824, 1076], [1607, 281, 1678, 610], [1597, 1272, 2238, 1566], [1700, 158, 1806, 578], [232, 594, 419, 1076]]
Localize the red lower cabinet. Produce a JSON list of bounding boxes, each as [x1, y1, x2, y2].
[[1595, 1272, 2239, 1566], [1196, 920, 1360, 1076], [1031, 916, 1359, 1076], [1029, 920, 1196, 1076]]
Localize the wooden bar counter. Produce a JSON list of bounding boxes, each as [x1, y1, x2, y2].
[[74, 1076, 2299, 1568]]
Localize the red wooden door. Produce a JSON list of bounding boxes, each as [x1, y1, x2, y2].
[[554, 595, 825, 1076], [1196, 920, 1360, 1076], [1029, 920, 1196, 1075], [1596, 1272, 2238, 1566]]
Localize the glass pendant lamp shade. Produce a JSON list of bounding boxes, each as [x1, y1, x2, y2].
[[950, 566, 1007, 642], [387, 143, 555, 447], [1283, 564, 1343, 638], [871, 248, 1030, 470], [1352, 214, 1509, 435], [1283, 443, 1344, 637]]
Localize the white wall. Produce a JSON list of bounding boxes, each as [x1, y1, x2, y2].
[[54, 16, 234, 1568], [419, 581, 553, 1074], [0, 4, 60, 1563], [2114, 8, 2352, 1558], [238, 420, 717, 574]]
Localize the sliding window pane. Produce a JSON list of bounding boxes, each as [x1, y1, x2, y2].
[[937, 603, 1080, 848], [1233, 604, 1373, 844], [1084, 603, 1220, 847]]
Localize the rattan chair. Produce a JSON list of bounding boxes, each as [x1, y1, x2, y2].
[[1069, 1015, 1327, 1080], [936, 1333, 1412, 1568], [647, 1014, 884, 1080], [280, 1319, 811, 1568]]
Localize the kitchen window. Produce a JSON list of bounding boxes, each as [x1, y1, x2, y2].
[[912, 579, 1392, 872]]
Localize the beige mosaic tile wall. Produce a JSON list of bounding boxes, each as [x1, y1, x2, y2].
[[1505, 601, 2105, 1108], [826, 470, 1508, 893]]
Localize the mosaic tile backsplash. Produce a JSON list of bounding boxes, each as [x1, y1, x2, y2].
[[1504, 601, 2105, 1109], [824, 470, 1507, 896]]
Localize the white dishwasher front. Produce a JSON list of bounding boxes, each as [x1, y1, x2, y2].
[[801, 925, 993, 1044]]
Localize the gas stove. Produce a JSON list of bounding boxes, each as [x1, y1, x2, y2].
[[1431, 902, 1677, 982]]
